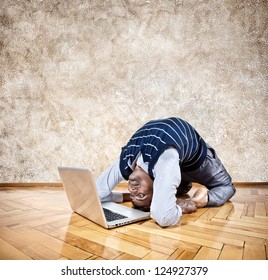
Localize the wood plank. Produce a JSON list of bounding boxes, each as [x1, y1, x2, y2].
[[0, 237, 32, 260], [88, 255, 105, 260], [218, 245, 243, 260], [142, 251, 168, 260], [115, 224, 201, 252], [168, 248, 185, 260], [245, 202, 255, 217], [213, 202, 234, 219], [0, 209, 71, 228], [232, 195, 268, 203], [243, 243, 266, 260], [64, 225, 150, 258], [49, 213, 82, 228], [255, 202, 266, 217], [0, 209, 40, 226], [198, 207, 221, 220], [1, 199, 37, 211], [176, 250, 197, 260], [36, 224, 123, 259], [23, 242, 61, 259], [185, 220, 268, 240], [115, 253, 140, 260], [258, 189, 267, 196], [178, 224, 244, 246], [251, 189, 259, 195], [17, 226, 93, 260], [211, 218, 268, 233], [179, 208, 208, 222], [193, 247, 220, 260], [227, 203, 244, 219], [128, 224, 223, 250], [0, 226, 60, 259], [0, 201, 23, 211], [113, 229, 175, 255], [265, 201, 268, 215], [229, 215, 268, 226]]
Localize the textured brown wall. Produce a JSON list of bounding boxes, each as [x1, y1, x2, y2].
[[1, 0, 267, 182]]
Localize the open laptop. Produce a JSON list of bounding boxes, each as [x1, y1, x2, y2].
[[58, 166, 150, 229]]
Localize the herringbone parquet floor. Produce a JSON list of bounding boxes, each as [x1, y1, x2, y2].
[[0, 183, 267, 260]]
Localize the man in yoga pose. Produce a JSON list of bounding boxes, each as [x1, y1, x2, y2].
[[96, 117, 236, 227]]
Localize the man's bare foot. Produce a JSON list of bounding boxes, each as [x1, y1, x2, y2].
[[191, 188, 208, 208], [177, 199, 197, 214]]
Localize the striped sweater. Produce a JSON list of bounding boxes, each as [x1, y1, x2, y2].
[[119, 117, 207, 180]]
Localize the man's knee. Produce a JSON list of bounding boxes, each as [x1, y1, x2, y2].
[[206, 184, 236, 207]]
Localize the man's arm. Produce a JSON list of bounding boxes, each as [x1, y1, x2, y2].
[[150, 148, 183, 227], [96, 158, 126, 202]]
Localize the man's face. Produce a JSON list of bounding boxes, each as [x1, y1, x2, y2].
[[128, 166, 153, 210]]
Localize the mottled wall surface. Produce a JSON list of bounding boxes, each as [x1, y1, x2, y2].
[[0, 0, 267, 182]]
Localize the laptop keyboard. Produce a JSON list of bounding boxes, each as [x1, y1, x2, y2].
[[103, 208, 128, 222]]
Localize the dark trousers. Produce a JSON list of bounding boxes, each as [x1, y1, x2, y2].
[[176, 145, 236, 207]]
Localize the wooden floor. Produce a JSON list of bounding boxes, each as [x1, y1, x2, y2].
[[0, 183, 267, 260]]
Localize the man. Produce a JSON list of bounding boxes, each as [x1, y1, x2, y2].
[[96, 117, 236, 227]]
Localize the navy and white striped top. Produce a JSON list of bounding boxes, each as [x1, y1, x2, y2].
[[119, 117, 207, 179]]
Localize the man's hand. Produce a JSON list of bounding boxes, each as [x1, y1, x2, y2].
[[177, 199, 197, 214]]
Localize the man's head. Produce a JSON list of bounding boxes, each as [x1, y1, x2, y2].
[[128, 165, 153, 211]]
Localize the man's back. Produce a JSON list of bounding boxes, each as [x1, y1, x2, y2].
[[119, 117, 207, 179]]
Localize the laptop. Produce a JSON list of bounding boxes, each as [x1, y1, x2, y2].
[[58, 166, 150, 229]]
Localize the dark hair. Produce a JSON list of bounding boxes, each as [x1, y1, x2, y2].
[[132, 201, 150, 212]]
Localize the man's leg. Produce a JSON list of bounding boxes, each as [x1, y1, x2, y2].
[[204, 147, 236, 207], [182, 146, 236, 207]]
